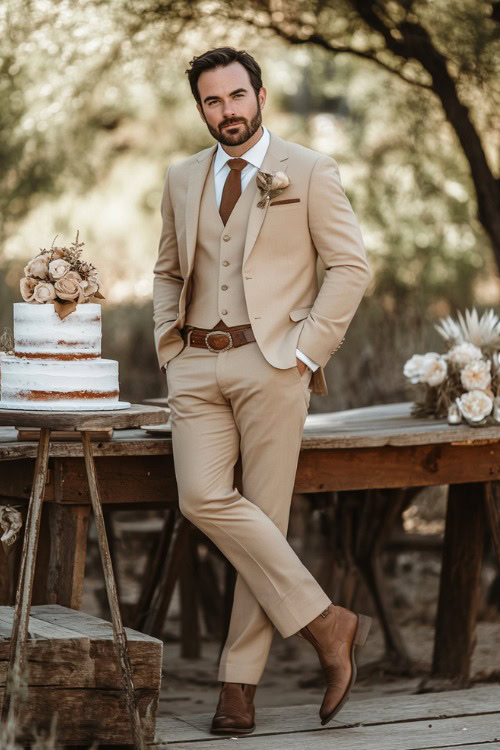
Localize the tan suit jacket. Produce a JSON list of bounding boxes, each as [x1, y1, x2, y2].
[[153, 132, 371, 395]]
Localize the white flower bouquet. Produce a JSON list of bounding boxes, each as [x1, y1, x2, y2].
[[19, 232, 104, 320], [403, 309, 500, 426]]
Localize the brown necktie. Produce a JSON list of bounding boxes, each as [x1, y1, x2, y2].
[[219, 158, 247, 225]]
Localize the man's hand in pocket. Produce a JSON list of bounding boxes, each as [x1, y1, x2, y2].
[[296, 358, 309, 376]]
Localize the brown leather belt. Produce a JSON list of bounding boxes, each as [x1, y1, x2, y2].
[[184, 321, 255, 352]]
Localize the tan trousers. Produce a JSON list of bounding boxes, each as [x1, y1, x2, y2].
[[166, 338, 331, 685]]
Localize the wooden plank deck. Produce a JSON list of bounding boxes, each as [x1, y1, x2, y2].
[[151, 686, 500, 748]]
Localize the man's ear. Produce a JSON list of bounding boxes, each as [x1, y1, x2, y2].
[[196, 103, 206, 122], [258, 87, 267, 111]]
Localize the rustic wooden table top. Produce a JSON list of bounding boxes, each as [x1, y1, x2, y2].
[[0, 404, 169, 431], [1, 402, 499, 461]]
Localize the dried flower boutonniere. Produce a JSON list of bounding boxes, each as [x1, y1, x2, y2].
[[256, 170, 290, 208]]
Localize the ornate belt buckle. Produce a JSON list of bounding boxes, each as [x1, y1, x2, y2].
[[205, 330, 233, 353]]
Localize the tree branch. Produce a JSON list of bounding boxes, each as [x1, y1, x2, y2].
[[352, 0, 500, 265]]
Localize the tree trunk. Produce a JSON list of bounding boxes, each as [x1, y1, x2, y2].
[[353, 1, 500, 270]]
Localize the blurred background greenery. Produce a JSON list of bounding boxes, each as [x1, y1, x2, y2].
[[1, 0, 499, 411]]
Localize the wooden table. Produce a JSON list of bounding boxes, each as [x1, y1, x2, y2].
[[1, 403, 499, 685]]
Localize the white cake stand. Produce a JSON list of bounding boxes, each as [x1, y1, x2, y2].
[[0, 400, 131, 411]]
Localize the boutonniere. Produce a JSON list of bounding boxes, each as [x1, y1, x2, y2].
[[256, 170, 290, 208]]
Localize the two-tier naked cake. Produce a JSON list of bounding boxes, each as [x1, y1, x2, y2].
[[0, 234, 130, 411]]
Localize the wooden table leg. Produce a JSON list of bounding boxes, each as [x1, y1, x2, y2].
[[145, 513, 191, 639], [1, 427, 51, 724], [133, 508, 177, 631], [355, 489, 412, 672], [43, 504, 90, 608], [484, 482, 500, 567], [80, 430, 144, 750], [432, 482, 487, 684]]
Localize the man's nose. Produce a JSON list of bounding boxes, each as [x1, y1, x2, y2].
[[222, 100, 236, 117]]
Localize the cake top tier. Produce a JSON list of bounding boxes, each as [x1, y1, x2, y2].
[[13, 303, 102, 360], [19, 232, 104, 321]]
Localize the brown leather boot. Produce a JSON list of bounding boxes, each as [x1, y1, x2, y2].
[[210, 682, 257, 735], [300, 604, 371, 725]]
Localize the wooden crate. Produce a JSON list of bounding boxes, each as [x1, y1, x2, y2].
[[0, 604, 163, 745]]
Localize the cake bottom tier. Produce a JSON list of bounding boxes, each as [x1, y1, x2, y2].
[[0, 356, 129, 411]]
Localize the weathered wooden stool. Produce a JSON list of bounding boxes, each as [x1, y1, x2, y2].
[[0, 405, 168, 748], [0, 604, 163, 744]]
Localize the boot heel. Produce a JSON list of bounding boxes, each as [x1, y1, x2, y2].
[[354, 614, 372, 647]]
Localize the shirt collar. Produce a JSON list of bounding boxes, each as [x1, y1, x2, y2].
[[214, 125, 270, 176]]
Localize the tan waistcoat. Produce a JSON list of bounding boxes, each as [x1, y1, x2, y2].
[[185, 161, 254, 328]]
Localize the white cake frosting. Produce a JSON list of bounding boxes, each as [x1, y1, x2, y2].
[[14, 302, 101, 359], [0, 302, 128, 411]]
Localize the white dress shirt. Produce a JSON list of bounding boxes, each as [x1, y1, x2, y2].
[[213, 126, 319, 373]]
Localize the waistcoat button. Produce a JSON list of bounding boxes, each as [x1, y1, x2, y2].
[[221, 309, 228, 315], [222, 260, 229, 266], [221, 284, 228, 291], [223, 235, 230, 242]]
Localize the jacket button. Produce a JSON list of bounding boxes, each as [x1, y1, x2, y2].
[[222, 260, 229, 266], [221, 284, 228, 291]]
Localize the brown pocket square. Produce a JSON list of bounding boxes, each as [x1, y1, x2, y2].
[[270, 198, 301, 206]]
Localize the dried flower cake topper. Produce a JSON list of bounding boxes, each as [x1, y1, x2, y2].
[[19, 231, 104, 320]]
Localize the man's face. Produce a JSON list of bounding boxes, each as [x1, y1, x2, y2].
[[196, 61, 266, 147]]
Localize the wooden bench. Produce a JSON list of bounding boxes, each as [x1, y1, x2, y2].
[[0, 604, 163, 745]]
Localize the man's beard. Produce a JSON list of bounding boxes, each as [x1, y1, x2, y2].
[[205, 102, 262, 147]]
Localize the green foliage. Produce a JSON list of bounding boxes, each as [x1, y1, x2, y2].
[[1, 0, 498, 411], [274, 52, 487, 306], [0, 0, 134, 241]]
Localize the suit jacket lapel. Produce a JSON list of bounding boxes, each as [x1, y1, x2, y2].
[[185, 146, 216, 275], [243, 132, 289, 266]]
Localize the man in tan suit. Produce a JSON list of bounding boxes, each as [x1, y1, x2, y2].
[[153, 47, 372, 735]]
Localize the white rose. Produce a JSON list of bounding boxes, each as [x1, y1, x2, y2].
[[54, 276, 85, 302], [456, 390, 493, 423], [403, 354, 425, 384], [270, 171, 290, 190], [80, 277, 99, 297], [65, 270, 83, 282], [24, 253, 50, 279], [48, 258, 71, 280], [420, 353, 447, 387], [20, 276, 38, 302], [33, 281, 56, 303], [460, 359, 491, 392], [448, 342, 483, 367]]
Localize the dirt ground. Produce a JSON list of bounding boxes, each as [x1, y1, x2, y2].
[[81, 488, 500, 719]]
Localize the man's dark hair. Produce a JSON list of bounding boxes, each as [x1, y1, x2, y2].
[[186, 47, 263, 106]]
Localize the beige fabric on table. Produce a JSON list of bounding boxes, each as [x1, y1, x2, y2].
[[166, 338, 330, 683]]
